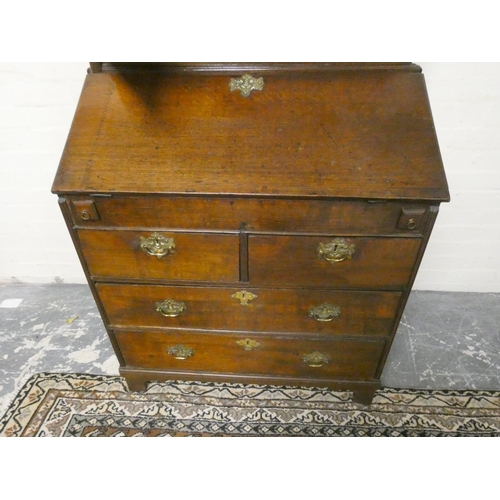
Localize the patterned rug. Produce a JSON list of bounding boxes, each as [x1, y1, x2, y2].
[[1, 372, 499, 436]]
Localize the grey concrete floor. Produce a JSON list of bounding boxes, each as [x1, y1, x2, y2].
[[1, 284, 499, 416]]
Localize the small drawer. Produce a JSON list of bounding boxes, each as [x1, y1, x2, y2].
[[97, 283, 401, 337], [78, 230, 239, 282], [249, 235, 421, 288], [115, 330, 386, 380]]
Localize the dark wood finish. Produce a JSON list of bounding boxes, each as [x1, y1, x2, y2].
[[239, 227, 249, 282], [115, 330, 385, 379], [123, 374, 148, 392], [53, 63, 449, 405], [89, 62, 103, 73], [100, 62, 422, 74], [66, 195, 431, 236], [52, 69, 449, 201], [350, 385, 379, 406], [71, 200, 100, 222], [397, 207, 427, 231], [375, 206, 441, 378], [77, 230, 239, 282], [96, 283, 401, 337], [120, 365, 381, 404], [249, 235, 421, 287]]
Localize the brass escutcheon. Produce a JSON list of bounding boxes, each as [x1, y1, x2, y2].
[[156, 299, 186, 317], [229, 74, 265, 97], [308, 303, 341, 322], [140, 232, 175, 258], [236, 338, 261, 351], [303, 351, 330, 368], [231, 290, 257, 306], [167, 344, 194, 360], [318, 238, 355, 263]]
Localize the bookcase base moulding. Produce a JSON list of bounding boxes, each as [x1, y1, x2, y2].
[[52, 63, 449, 405]]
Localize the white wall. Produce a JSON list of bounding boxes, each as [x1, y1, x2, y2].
[[412, 63, 500, 292], [0, 63, 89, 284], [0, 62, 499, 292]]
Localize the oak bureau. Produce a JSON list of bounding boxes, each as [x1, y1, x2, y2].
[[52, 62, 449, 404]]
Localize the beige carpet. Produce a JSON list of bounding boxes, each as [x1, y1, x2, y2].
[[1, 373, 500, 436]]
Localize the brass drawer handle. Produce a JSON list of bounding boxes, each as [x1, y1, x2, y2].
[[167, 344, 194, 360], [303, 351, 331, 368], [229, 74, 264, 97], [318, 238, 355, 263], [231, 290, 257, 306], [156, 299, 186, 317], [308, 303, 341, 322], [140, 232, 175, 258], [236, 338, 261, 351]]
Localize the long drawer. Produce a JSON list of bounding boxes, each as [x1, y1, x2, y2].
[[115, 330, 386, 380], [66, 195, 430, 236], [77, 229, 240, 282], [97, 283, 401, 337], [249, 235, 421, 287]]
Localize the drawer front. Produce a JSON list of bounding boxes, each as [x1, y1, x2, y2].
[[78, 230, 239, 282], [249, 235, 421, 287], [97, 284, 401, 337], [66, 196, 430, 236], [115, 330, 385, 380]]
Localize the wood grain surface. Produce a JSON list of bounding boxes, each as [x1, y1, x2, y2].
[[249, 235, 421, 287], [65, 195, 431, 235], [52, 69, 449, 201], [97, 283, 401, 336], [115, 329, 385, 379], [78, 229, 240, 282]]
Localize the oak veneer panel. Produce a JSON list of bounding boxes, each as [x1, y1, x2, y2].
[[249, 235, 421, 287], [77, 230, 239, 282], [52, 71, 449, 201], [97, 283, 402, 337], [115, 330, 385, 380]]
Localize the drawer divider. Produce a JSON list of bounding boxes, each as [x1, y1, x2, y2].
[[239, 225, 249, 282]]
